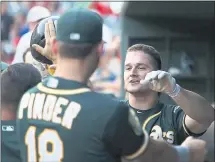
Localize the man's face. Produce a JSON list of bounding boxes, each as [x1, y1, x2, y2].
[[124, 51, 155, 93]]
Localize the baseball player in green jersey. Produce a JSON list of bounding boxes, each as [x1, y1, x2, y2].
[[124, 44, 214, 145], [1, 63, 41, 162], [17, 8, 207, 162]]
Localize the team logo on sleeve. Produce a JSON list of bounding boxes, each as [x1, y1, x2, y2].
[[128, 109, 143, 136], [2, 125, 14, 132], [173, 106, 180, 113]]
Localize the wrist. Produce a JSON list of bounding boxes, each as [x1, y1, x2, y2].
[[167, 84, 181, 98], [174, 146, 190, 162]]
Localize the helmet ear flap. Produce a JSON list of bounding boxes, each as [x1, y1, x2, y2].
[[30, 16, 59, 65]]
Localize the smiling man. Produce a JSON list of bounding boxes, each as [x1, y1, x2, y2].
[[124, 43, 214, 145]]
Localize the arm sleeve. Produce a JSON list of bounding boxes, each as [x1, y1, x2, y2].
[[172, 106, 206, 143], [102, 101, 149, 159]]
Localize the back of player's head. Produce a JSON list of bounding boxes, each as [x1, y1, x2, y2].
[[127, 44, 162, 70], [56, 8, 104, 59], [1, 63, 41, 110]]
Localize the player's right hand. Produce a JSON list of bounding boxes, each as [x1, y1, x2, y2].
[[181, 136, 206, 162], [32, 20, 57, 63]]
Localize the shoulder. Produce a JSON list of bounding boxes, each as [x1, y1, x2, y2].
[[15, 32, 32, 58], [158, 102, 183, 119], [21, 31, 32, 39], [159, 103, 184, 126], [19, 84, 41, 102], [89, 92, 129, 116], [18, 32, 32, 44], [160, 103, 182, 114], [26, 83, 41, 94], [89, 91, 121, 107]]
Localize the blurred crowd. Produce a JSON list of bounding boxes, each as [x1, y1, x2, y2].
[[1, 1, 122, 97], [1, 2, 66, 56]]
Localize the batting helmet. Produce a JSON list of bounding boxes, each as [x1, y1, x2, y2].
[[30, 16, 59, 65]]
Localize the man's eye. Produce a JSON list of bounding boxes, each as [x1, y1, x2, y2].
[[125, 67, 131, 70], [138, 67, 146, 70]]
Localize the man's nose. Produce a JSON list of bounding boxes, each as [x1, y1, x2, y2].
[[130, 68, 138, 77]]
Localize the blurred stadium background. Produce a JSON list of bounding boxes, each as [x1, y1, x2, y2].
[[1, 1, 214, 162], [1, 1, 122, 96]]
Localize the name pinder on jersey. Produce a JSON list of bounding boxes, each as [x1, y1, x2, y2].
[[18, 93, 81, 129]]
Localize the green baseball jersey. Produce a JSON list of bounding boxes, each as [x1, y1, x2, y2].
[[126, 101, 206, 145], [1, 120, 21, 162], [17, 76, 148, 162]]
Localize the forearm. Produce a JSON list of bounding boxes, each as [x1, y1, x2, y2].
[[142, 138, 179, 162], [122, 138, 180, 162], [172, 86, 214, 125]]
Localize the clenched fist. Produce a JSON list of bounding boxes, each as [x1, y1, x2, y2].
[[140, 70, 177, 95]]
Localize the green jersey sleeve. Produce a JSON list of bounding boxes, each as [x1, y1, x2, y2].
[[172, 105, 206, 144], [102, 101, 149, 160]]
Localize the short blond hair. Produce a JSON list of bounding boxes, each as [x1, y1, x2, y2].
[[127, 44, 162, 70]]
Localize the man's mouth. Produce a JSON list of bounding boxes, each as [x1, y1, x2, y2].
[[129, 80, 140, 84]]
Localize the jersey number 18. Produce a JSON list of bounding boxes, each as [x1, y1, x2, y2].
[[25, 126, 63, 162]]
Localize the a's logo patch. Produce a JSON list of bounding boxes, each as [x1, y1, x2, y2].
[[173, 106, 180, 113], [149, 125, 174, 144], [128, 109, 143, 136]]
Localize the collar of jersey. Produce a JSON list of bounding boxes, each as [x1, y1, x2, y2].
[[37, 76, 91, 95], [127, 100, 162, 113]]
